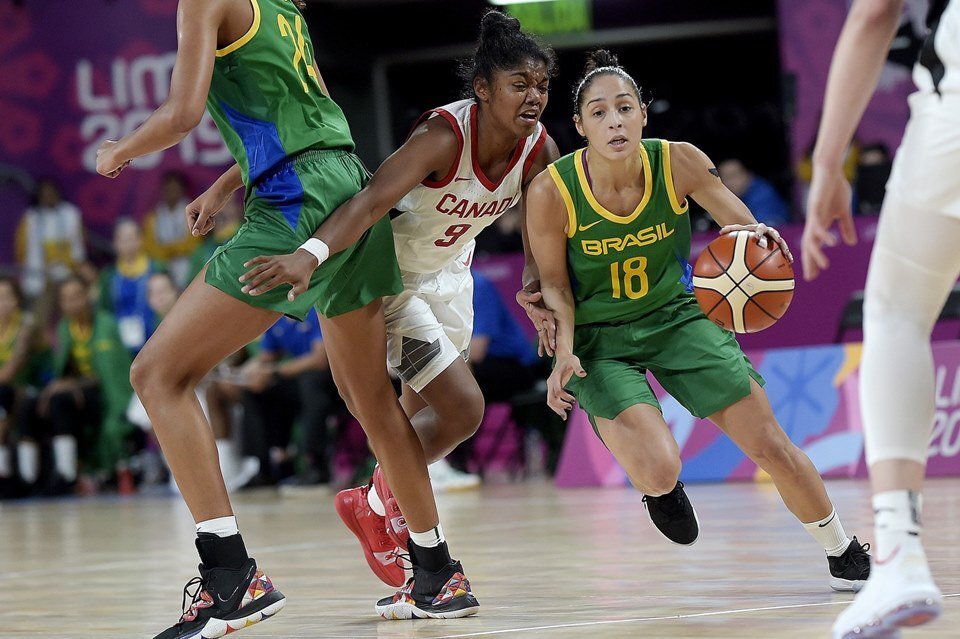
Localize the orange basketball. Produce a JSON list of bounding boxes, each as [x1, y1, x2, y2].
[[692, 230, 795, 333]]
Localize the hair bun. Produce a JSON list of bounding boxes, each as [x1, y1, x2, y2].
[[479, 9, 521, 42], [584, 49, 619, 74]]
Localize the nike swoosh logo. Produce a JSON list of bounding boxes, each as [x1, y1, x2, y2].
[[217, 565, 255, 604], [875, 545, 901, 567], [578, 220, 602, 232], [454, 177, 472, 182], [818, 512, 837, 528]]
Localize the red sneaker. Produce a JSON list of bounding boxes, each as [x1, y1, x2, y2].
[[373, 466, 410, 549], [334, 484, 406, 587]]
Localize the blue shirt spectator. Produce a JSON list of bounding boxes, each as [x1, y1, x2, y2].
[[472, 271, 537, 367], [261, 309, 323, 358], [718, 158, 789, 226]]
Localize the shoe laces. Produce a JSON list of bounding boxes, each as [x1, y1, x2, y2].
[[177, 575, 208, 625], [642, 481, 687, 519], [845, 537, 871, 573]]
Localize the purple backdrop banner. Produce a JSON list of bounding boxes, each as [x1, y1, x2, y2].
[[0, 0, 232, 258], [777, 0, 929, 165]]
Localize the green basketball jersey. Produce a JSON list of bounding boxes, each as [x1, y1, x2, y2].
[[207, 0, 354, 186], [548, 139, 693, 326]]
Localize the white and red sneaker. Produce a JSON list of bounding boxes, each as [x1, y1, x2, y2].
[[335, 483, 406, 587], [373, 465, 410, 548]]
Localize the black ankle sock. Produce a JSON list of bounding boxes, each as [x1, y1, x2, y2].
[[409, 540, 452, 573], [196, 532, 249, 570]]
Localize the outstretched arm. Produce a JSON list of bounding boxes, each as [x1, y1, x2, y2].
[[670, 141, 793, 261], [802, 0, 905, 280], [97, 0, 224, 177], [238, 116, 459, 300]]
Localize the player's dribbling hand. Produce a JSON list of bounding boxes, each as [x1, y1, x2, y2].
[[719, 223, 794, 263], [801, 168, 857, 281], [95, 140, 129, 178], [240, 250, 318, 302], [516, 286, 557, 357], [547, 355, 586, 420]]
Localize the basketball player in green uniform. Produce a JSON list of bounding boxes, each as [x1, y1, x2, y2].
[[525, 50, 871, 590], [95, 0, 473, 636]]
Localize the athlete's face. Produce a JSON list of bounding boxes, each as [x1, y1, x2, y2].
[[476, 58, 549, 139], [0, 282, 18, 321], [575, 74, 646, 162]]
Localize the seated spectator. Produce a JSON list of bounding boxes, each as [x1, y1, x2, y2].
[[717, 158, 790, 226], [238, 308, 338, 486], [0, 277, 49, 498], [186, 192, 244, 283], [142, 171, 200, 287], [15, 178, 87, 299], [18, 276, 134, 495], [470, 271, 540, 402], [474, 202, 524, 257], [854, 143, 892, 216], [97, 218, 165, 355]]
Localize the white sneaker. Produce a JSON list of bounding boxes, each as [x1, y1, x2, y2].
[[225, 456, 262, 492], [832, 536, 942, 639], [428, 459, 480, 493]]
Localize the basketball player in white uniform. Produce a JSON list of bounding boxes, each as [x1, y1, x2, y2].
[[235, 11, 560, 610], [803, 0, 957, 635]]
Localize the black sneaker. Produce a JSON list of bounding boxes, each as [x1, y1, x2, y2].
[[828, 536, 871, 592], [375, 544, 479, 620], [152, 557, 285, 638], [642, 480, 700, 545]]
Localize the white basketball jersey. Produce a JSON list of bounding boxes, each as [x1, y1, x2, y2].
[[914, 0, 960, 95], [391, 99, 547, 273]]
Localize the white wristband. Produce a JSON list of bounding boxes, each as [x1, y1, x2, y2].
[[298, 238, 330, 267]]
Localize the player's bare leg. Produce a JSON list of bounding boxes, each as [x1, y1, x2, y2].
[[595, 404, 699, 545], [132, 268, 286, 638], [711, 378, 870, 591], [320, 301, 478, 619]]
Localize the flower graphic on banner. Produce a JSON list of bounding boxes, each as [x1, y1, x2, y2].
[[0, 8, 58, 159]]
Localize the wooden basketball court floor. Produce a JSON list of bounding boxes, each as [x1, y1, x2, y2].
[[2, 478, 958, 638]]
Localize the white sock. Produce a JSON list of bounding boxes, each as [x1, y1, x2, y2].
[[802, 508, 851, 557], [52, 435, 78, 482], [409, 523, 445, 548], [873, 489, 922, 558], [367, 480, 386, 517], [17, 441, 39, 484], [196, 516, 240, 537], [0, 445, 11, 477]]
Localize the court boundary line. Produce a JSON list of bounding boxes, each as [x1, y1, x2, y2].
[[428, 593, 960, 639]]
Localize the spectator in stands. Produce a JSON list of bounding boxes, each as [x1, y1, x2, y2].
[[18, 276, 134, 495], [0, 277, 48, 498], [854, 143, 892, 216], [142, 171, 199, 287], [97, 218, 165, 355], [238, 308, 337, 487], [15, 178, 87, 299], [470, 271, 540, 401], [718, 158, 790, 225], [474, 202, 524, 257], [186, 192, 244, 283]]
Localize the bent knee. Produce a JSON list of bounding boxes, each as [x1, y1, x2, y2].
[[634, 458, 681, 496]]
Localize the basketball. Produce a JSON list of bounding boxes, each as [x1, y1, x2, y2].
[[692, 230, 795, 333]]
